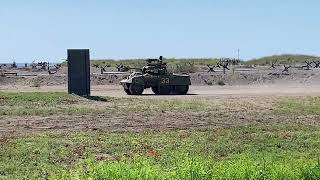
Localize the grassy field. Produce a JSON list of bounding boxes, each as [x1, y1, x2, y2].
[[89, 54, 319, 69], [62, 54, 320, 73], [0, 92, 110, 116], [3, 92, 319, 116], [0, 92, 214, 116], [1, 125, 320, 179], [91, 58, 220, 67], [1, 92, 320, 179], [90, 58, 220, 73], [245, 54, 319, 66], [276, 97, 320, 116]]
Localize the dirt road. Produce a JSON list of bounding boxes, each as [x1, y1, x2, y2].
[[93, 84, 320, 97], [1, 84, 320, 97]]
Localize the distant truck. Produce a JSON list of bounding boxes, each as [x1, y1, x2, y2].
[[120, 56, 191, 95]]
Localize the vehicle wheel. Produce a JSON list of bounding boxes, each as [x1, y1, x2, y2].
[[129, 84, 144, 95], [124, 88, 132, 95], [175, 85, 189, 95], [158, 85, 171, 95], [151, 87, 159, 95]]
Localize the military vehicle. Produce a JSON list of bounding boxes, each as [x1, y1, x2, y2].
[[120, 56, 191, 95]]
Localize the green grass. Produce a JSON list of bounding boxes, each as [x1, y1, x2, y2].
[[91, 58, 219, 67], [115, 98, 214, 112], [63, 54, 320, 69], [1, 125, 320, 179], [2, 92, 320, 117], [0, 92, 112, 116], [90, 58, 220, 73], [0, 92, 80, 106], [89, 54, 320, 68], [88, 156, 320, 180], [2, 91, 320, 117], [0, 92, 218, 116], [276, 96, 320, 116], [245, 54, 319, 65], [1, 92, 320, 179]]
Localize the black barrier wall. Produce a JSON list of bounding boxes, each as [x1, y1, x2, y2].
[[67, 49, 90, 96]]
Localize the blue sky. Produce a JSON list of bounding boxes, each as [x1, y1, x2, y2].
[[0, 0, 319, 63]]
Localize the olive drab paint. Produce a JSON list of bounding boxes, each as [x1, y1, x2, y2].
[[120, 56, 191, 95]]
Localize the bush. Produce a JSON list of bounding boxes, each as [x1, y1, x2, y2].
[[217, 80, 226, 86], [207, 81, 213, 86], [171, 63, 198, 73], [30, 78, 41, 87]]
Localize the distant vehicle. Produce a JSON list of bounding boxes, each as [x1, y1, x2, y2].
[[120, 56, 191, 95]]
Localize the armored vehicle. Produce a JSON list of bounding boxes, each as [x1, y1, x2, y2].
[[120, 56, 191, 95]]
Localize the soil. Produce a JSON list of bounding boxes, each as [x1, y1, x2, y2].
[[1, 65, 320, 137]]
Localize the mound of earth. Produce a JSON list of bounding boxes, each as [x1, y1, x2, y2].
[[191, 68, 320, 86]]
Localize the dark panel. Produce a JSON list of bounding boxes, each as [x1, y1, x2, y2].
[[67, 49, 90, 96]]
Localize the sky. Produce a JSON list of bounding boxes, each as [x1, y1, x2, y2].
[[0, 0, 319, 63]]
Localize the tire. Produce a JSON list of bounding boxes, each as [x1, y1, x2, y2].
[[124, 88, 132, 95], [158, 85, 171, 95], [151, 87, 159, 95], [175, 85, 189, 95], [129, 84, 144, 95]]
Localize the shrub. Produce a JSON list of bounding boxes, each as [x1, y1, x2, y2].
[[217, 80, 226, 86]]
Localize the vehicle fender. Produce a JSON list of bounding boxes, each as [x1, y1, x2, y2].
[[131, 76, 145, 85]]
